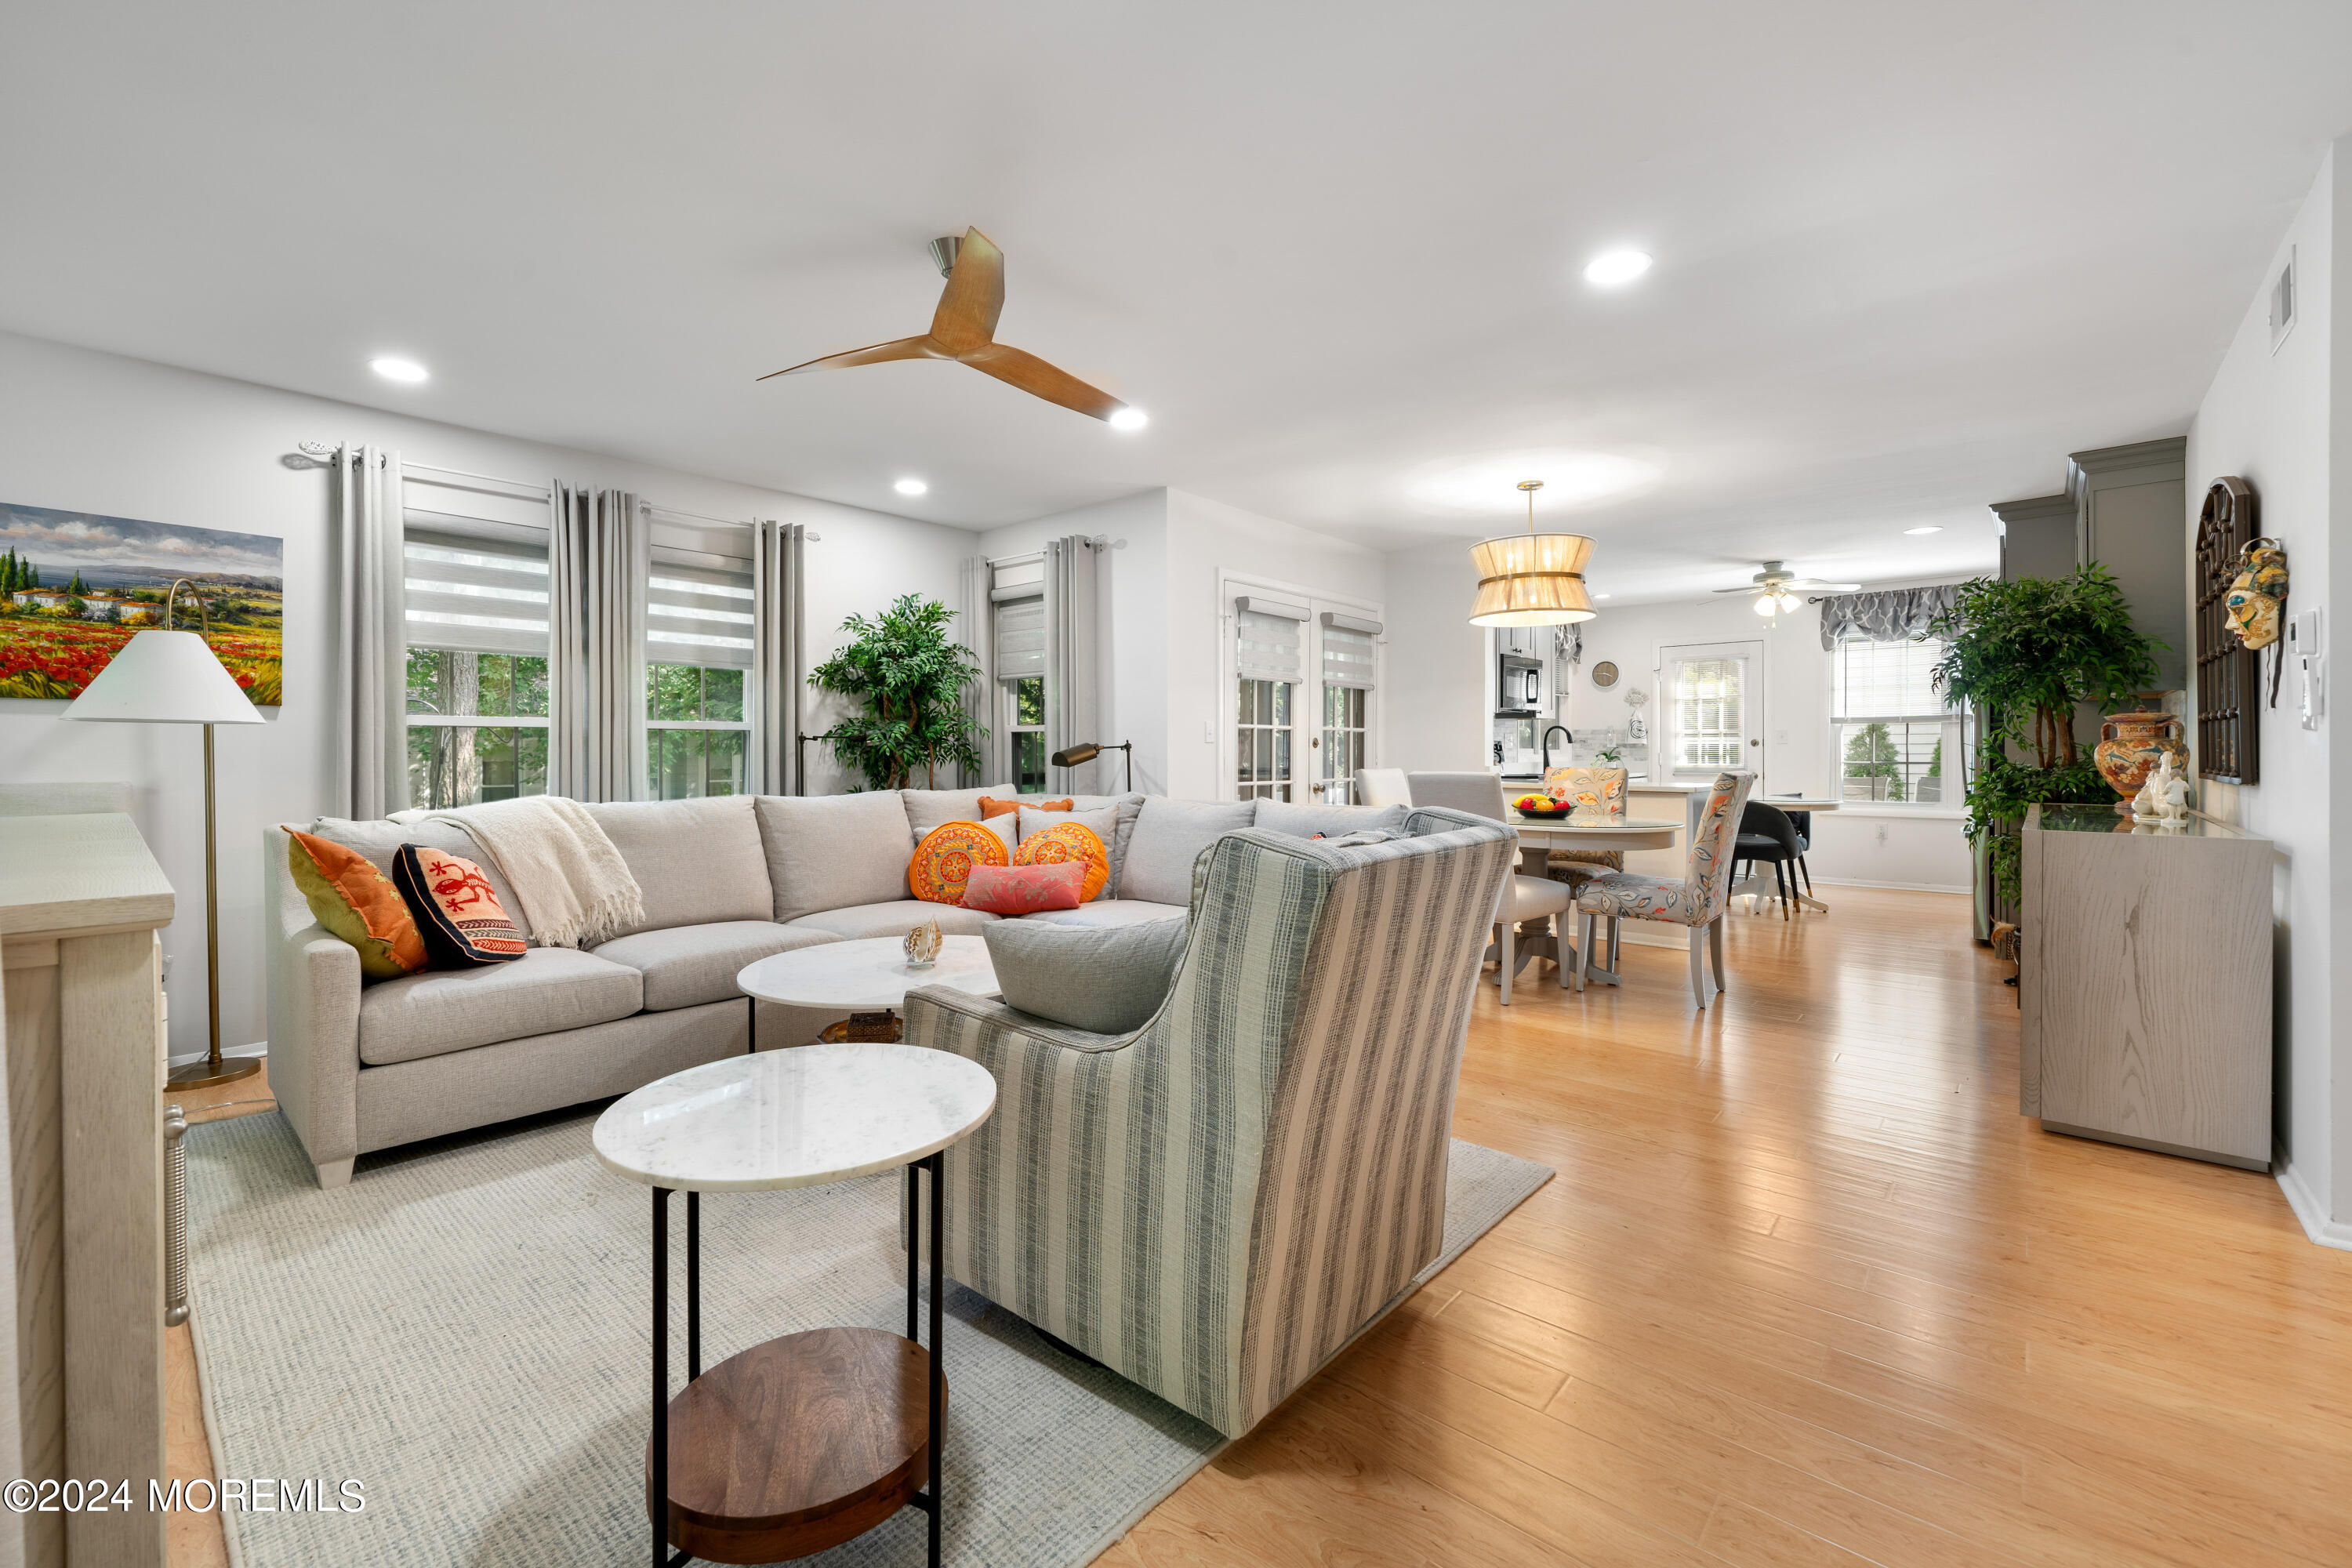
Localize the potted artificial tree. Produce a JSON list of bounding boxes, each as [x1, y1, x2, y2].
[[1928, 564, 2162, 905], [808, 593, 988, 789]]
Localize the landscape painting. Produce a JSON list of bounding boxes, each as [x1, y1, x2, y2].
[[0, 503, 283, 705]]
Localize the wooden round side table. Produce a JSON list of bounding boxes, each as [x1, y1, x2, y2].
[[593, 1044, 997, 1566]]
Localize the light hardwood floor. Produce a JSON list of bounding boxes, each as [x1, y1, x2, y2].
[[166, 891, 2352, 1567]]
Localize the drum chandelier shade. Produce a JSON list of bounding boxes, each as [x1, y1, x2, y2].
[[1468, 480, 1597, 626]]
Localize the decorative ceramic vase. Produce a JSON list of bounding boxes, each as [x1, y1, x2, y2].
[[2094, 711, 2189, 798], [902, 919, 942, 968]]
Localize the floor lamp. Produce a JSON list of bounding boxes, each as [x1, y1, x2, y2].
[[1050, 740, 1133, 793], [62, 582, 266, 1089]]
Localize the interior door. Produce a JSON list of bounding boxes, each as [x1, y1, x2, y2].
[[1657, 639, 1764, 784]]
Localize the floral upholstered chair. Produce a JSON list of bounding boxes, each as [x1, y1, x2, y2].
[[1573, 770, 1754, 1010], [1540, 765, 1630, 893]]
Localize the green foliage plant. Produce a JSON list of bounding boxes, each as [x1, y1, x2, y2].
[[808, 593, 988, 790], [1928, 564, 2162, 898]]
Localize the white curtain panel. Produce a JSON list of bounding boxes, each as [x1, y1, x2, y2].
[[334, 443, 408, 818], [1045, 535, 1103, 795], [547, 485, 647, 802], [751, 519, 806, 794], [960, 554, 993, 788]]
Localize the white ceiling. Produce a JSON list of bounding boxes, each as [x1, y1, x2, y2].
[[4, 2, 2348, 604]]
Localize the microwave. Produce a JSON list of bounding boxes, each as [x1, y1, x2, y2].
[[1498, 653, 1543, 712]]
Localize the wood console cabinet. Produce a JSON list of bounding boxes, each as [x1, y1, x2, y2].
[[2020, 802, 2272, 1169], [0, 812, 174, 1568]]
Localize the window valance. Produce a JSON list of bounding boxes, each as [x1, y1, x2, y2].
[[1816, 584, 1962, 651]]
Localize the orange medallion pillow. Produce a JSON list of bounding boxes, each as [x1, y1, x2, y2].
[[1011, 822, 1110, 902], [392, 844, 528, 966], [283, 829, 428, 981], [980, 795, 1071, 820], [909, 820, 1011, 906], [961, 861, 1085, 914]]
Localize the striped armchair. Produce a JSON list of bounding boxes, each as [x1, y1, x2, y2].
[[902, 808, 1515, 1437]]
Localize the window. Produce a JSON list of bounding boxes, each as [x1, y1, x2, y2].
[[1235, 600, 1307, 802], [1237, 677, 1293, 800], [990, 556, 1047, 793], [1316, 611, 1380, 804], [647, 663, 748, 799], [403, 528, 550, 808], [643, 557, 754, 800], [1832, 634, 1960, 805]]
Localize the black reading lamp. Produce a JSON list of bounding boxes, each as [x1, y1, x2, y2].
[[1050, 740, 1134, 792]]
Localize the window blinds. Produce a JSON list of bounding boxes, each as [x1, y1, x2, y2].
[[1833, 635, 1947, 720], [1319, 610, 1381, 690], [1236, 599, 1307, 683], [995, 594, 1046, 679], [402, 524, 550, 658], [648, 557, 754, 669]]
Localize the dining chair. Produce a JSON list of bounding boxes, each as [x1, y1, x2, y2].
[[1574, 770, 1755, 1010], [1731, 800, 1804, 921], [1539, 764, 1631, 891], [1354, 767, 1413, 809], [1404, 771, 1575, 1002]]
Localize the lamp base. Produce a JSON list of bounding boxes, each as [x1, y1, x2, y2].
[[168, 1056, 262, 1091]]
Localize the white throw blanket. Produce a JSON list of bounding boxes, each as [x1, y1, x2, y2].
[[390, 797, 644, 949]]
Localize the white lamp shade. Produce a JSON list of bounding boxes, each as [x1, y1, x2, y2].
[[60, 630, 265, 725]]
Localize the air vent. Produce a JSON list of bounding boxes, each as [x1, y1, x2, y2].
[[2270, 246, 2297, 353]]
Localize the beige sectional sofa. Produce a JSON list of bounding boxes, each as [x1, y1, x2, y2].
[[265, 786, 1406, 1187]]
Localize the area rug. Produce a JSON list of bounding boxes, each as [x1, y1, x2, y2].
[[184, 1108, 1550, 1568]]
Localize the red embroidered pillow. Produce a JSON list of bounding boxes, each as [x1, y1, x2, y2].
[[392, 844, 527, 966], [1011, 822, 1110, 902], [909, 821, 1010, 906], [960, 861, 1085, 914]]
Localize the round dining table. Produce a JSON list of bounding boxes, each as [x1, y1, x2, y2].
[[1501, 811, 1684, 986]]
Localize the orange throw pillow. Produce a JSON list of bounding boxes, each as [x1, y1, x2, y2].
[[909, 821, 1010, 906], [979, 795, 1072, 820], [1012, 822, 1110, 902], [392, 845, 528, 966], [284, 829, 428, 981]]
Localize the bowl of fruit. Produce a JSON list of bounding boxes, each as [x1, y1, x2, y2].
[[1512, 793, 1573, 818]]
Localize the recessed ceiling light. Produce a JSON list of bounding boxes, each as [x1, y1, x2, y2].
[[1108, 408, 1149, 431], [368, 356, 429, 383], [1582, 249, 1653, 287], [894, 477, 928, 496], [1904, 525, 1943, 535], [1595, 593, 1613, 600]]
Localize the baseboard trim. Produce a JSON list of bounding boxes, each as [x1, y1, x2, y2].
[[1808, 877, 1972, 895], [2274, 1151, 2352, 1250], [167, 1041, 267, 1069]]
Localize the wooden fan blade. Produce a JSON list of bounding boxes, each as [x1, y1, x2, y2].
[[960, 343, 1126, 421], [929, 227, 1004, 354], [756, 336, 944, 381]]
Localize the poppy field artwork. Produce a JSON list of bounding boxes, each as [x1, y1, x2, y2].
[[0, 503, 283, 705]]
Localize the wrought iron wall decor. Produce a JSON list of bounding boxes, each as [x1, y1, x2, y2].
[[2194, 477, 2260, 784]]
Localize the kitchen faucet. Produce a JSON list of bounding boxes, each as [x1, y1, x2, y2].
[[1541, 724, 1573, 773]]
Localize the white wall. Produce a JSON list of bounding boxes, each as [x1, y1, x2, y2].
[[1556, 588, 1973, 892], [1162, 491, 1386, 801], [0, 329, 980, 1060], [1381, 543, 1490, 773], [978, 490, 1171, 796], [2185, 143, 2347, 1243]]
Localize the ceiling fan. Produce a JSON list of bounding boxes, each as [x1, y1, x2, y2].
[[757, 227, 1144, 428], [1713, 561, 1861, 617]]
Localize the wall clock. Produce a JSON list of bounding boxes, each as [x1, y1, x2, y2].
[[1591, 661, 1620, 688]]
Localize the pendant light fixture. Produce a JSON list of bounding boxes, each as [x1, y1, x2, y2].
[[1468, 479, 1597, 626]]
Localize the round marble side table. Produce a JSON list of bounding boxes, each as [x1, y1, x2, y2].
[[594, 1044, 997, 1567], [739, 935, 1000, 1047]]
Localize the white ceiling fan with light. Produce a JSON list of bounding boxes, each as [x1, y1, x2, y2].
[[1715, 561, 1860, 618]]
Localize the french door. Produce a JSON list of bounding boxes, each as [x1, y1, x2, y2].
[[1225, 580, 1381, 804], [1657, 639, 1763, 783]]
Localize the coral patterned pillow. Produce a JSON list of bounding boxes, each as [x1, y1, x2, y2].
[[909, 821, 1011, 906], [392, 844, 527, 967], [1011, 822, 1110, 902], [961, 861, 1085, 914], [980, 795, 1070, 820], [283, 829, 428, 981]]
